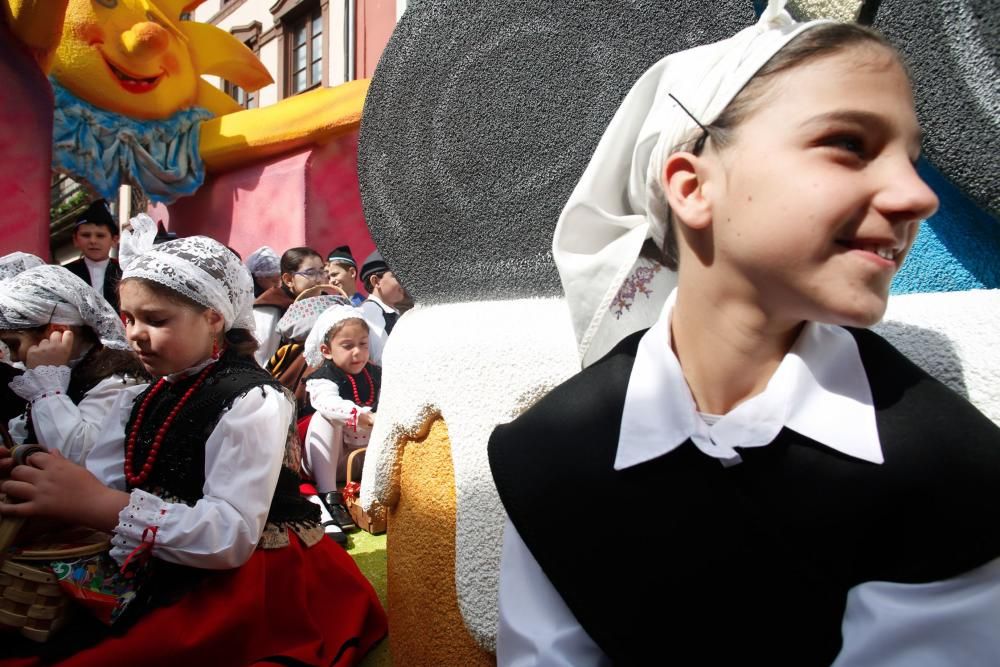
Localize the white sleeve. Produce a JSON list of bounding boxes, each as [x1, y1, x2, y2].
[[305, 378, 372, 423], [834, 556, 1000, 666], [253, 306, 282, 368], [11, 369, 147, 464], [360, 302, 389, 367], [105, 385, 293, 570], [497, 517, 612, 667]]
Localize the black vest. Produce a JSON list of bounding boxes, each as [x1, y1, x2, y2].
[[489, 328, 1000, 665], [125, 353, 319, 528], [303, 361, 382, 419]]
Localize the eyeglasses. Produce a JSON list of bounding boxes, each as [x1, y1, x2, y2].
[[293, 269, 327, 279]]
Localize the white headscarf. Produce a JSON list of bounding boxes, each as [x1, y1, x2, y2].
[[0, 264, 129, 350], [0, 252, 45, 281], [245, 246, 281, 278], [303, 304, 370, 367], [119, 214, 255, 331], [553, 0, 828, 367]]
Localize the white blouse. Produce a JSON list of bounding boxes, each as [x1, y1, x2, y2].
[[85, 381, 294, 570], [305, 378, 373, 449], [497, 290, 1000, 666], [8, 365, 147, 464], [360, 295, 397, 367], [252, 306, 282, 368]]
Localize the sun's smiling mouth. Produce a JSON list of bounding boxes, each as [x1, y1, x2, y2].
[[99, 51, 165, 93]]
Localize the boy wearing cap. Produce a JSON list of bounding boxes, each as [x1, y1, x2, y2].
[[64, 199, 122, 312], [359, 251, 406, 366], [327, 245, 366, 306]]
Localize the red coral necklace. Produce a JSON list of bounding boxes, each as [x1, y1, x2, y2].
[[346, 367, 375, 407], [124, 364, 214, 486]]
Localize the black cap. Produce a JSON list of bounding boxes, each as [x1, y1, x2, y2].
[[327, 245, 357, 267], [74, 199, 119, 235], [360, 250, 389, 283]]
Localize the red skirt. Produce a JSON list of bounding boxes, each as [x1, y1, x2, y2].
[[2, 533, 387, 667]]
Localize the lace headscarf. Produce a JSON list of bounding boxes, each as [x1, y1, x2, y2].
[[303, 304, 370, 367], [0, 264, 129, 350], [0, 252, 45, 281], [553, 0, 827, 366], [245, 246, 281, 278], [278, 294, 352, 343], [120, 214, 255, 331]]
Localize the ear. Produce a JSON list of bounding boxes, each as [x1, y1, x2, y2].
[[281, 272, 295, 288], [203, 309, 225, 334], [663, 151, 712, 231], [348, 267, 357, 279], [319, 343, 333, 359]]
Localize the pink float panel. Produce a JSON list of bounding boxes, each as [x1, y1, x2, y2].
[[151, 130, 375, 296], [0, 23, 54, 260]]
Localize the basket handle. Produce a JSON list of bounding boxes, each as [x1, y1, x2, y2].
[[345, 447, 367, 486]]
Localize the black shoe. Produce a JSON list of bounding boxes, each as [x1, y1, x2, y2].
[[322, 520, 348, 546], [322, 492, 357, 531]]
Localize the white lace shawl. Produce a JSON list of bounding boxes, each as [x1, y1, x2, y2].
[[0, 252, 45, 281], [0, 265, 129, 350], [119, 214, 254, 331]]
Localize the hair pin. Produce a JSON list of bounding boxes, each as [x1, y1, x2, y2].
[[668, 93, 710, 154]]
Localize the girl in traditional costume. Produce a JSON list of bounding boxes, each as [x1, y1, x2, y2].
[[489, 2, 1000, 664], [300, 306, 381, 521], [0, 264, 147, 463], [0, 218, 387, 666]]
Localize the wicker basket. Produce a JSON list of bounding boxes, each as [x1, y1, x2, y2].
[[0, 510, 110, 643], [344, 448, 386, 535]]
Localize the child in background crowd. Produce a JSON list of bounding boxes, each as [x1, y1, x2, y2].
[[359, 251, 406, 366], [489, 3, 1000, 665], [0, 252, 47, 424], [252, 246, 326, 367], [326, 245, 366, 306], [245, 245, 282, 298], [64, 199, 122, 312], [0, 220, 386, 666], [0, 264, 147, 463], [301, 305, 381, 527]]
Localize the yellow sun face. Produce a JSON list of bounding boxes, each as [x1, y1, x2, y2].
[[50, 0, 271, 121]]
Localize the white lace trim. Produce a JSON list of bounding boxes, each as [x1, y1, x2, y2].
[[109, 489, 169, 565], [9, 365, 72, 402], [165, 356, 218, 383]]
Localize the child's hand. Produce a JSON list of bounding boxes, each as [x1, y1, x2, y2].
[[358, 412, 375, 430], [0, 450, 129, 532], [25, 330, 75, 369]]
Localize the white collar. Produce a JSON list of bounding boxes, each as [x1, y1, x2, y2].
[[83, 257, 110, 269], [615, 289, 883, 470], [367, 293, 398, 314], [164, 355, 217, 383]]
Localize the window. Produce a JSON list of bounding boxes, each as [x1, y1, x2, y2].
[[286, 8, 323, 95], [224, 80, 257, 110]]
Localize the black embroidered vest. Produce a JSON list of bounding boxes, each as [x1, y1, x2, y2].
[[124, 352, 319, 528], [489, 328, 1000, 665], [307, 360, 382, 412]]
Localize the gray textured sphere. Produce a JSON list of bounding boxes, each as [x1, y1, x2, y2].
[[358, 0, 754, 303]]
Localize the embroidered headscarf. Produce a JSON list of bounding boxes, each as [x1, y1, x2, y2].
[[303, 304, 371, 367], [278, 294, 352, 343], [0, 264, 128, 350], [245, 246, 281, 278], [0, 252, 45, 281], [120, 214, 255, 331], [553, 0, 828, 366]]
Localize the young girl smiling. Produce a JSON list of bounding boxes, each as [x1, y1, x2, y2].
[[489, 3, 1000, 665], [0, 220, 386, 665]]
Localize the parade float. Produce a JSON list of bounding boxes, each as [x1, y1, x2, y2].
[[2, 0, 374, 261], [355, 0, 999, 663]]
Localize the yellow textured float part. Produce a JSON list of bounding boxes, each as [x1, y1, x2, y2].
[[199, 79, 370, 172], [386, 417, 494, 666], [788, 0, 862, 21], [4, 0, 70, 69]]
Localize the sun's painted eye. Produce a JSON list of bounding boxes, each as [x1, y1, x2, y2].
[[94, 0, 118, 8]]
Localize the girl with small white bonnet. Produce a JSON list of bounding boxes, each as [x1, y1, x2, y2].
[[0, 216, 386, 661], [300, 304, 381, 524], [0, 261, 146, 463], [489, 2, 1000, 664]]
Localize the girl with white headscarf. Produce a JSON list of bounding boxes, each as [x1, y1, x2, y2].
[[0, 264, 147, 463], [488, 2, 1000, 664], [0, 217, 386, 662]]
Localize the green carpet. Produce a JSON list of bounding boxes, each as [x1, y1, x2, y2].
[[346, 530, 392, 666]]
